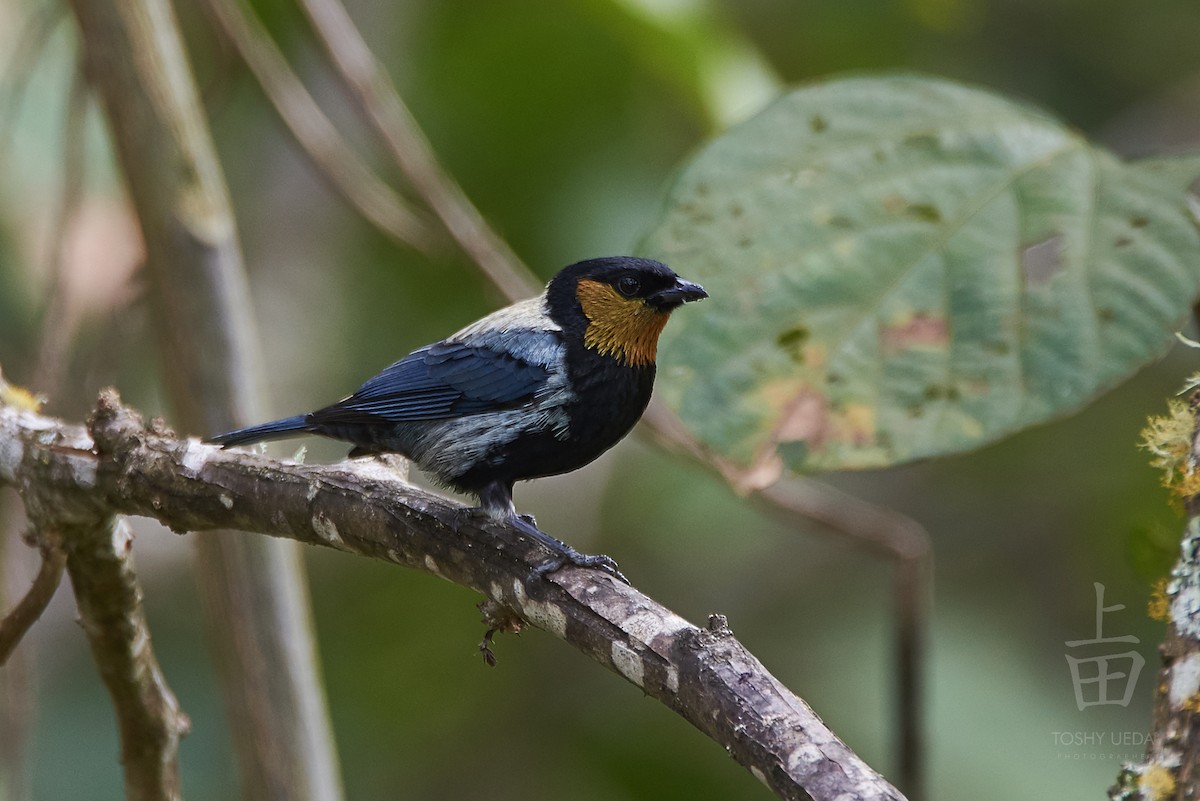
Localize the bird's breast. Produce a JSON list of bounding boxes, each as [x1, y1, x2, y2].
[[559, 356, 655, 457]]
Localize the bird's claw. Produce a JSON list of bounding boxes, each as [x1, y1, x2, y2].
[[505, 510, 629, 584], [534, 551, 629, 585]]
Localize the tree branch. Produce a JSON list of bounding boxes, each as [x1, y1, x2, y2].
[[0, 391, 906, 801], [755, 479, 931, 797]]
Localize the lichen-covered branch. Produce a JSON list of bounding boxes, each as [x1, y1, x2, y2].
[[1112, 524, 1200, 800], [0, 392, 905, 801], [1113, 392, 1200, 800]]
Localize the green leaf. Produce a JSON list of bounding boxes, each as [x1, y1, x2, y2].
[[640, 75, 1200, 481]]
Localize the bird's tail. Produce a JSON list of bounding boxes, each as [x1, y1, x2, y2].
[[207, 415, 310, 447]]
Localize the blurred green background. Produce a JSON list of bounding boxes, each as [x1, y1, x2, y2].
[[2, 0, 1199, 798]]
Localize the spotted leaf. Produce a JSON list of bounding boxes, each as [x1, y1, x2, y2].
[[641, 75, 1200, 481]]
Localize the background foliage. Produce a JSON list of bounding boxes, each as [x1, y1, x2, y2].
[[2, 0, 1199, 798]]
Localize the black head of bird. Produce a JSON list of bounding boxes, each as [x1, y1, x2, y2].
[[209, 256, 708, 581]]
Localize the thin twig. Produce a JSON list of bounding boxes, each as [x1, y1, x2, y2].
[[755, 479, 930, 799], [756, 478, 931, 564], [0, 489, 36, 801], [294, 0, 541, 302], [200, 0, 438, 254], [0, 539, 65, 665]]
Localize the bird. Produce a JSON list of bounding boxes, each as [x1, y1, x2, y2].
[[208, 256, 707, 582]]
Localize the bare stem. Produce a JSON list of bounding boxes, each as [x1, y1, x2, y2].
[[0, 539, 65, 666], [754, 478, 930, 798], [294, 0, 542, 302], [200, 0, 438, 254], [0, 3, 67, 158]]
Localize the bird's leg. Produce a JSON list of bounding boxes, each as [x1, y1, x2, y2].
[[476, 481, 628, 584], [507, 514, 628, 584]]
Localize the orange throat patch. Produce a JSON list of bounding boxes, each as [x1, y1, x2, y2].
[[575, 279, 670, 367]]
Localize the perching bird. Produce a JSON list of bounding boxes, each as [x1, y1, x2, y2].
[[209, 256, 707, 580]]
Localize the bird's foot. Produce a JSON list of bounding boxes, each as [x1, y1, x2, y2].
[[533, 550, 628, 585], [508, 513, 628, 584]]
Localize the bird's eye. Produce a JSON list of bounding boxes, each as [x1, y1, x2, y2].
[[616, 275, 640, 297]]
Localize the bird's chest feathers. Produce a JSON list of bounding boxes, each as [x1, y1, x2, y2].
[[575, 280, 669, 367]]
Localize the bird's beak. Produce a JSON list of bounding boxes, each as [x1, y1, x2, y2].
[[648, 278, 709, 311]]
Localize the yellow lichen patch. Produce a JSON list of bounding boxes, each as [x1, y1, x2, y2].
[[1148, 578, 1172, 623], [0, 382, 45, 412], [1139, 764, 1176, 800], [1184, 694, 1200, 714], [1176, 471, 1200, 500], [1140, 398, 1193, 491], [576, 279, 670, 367]]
